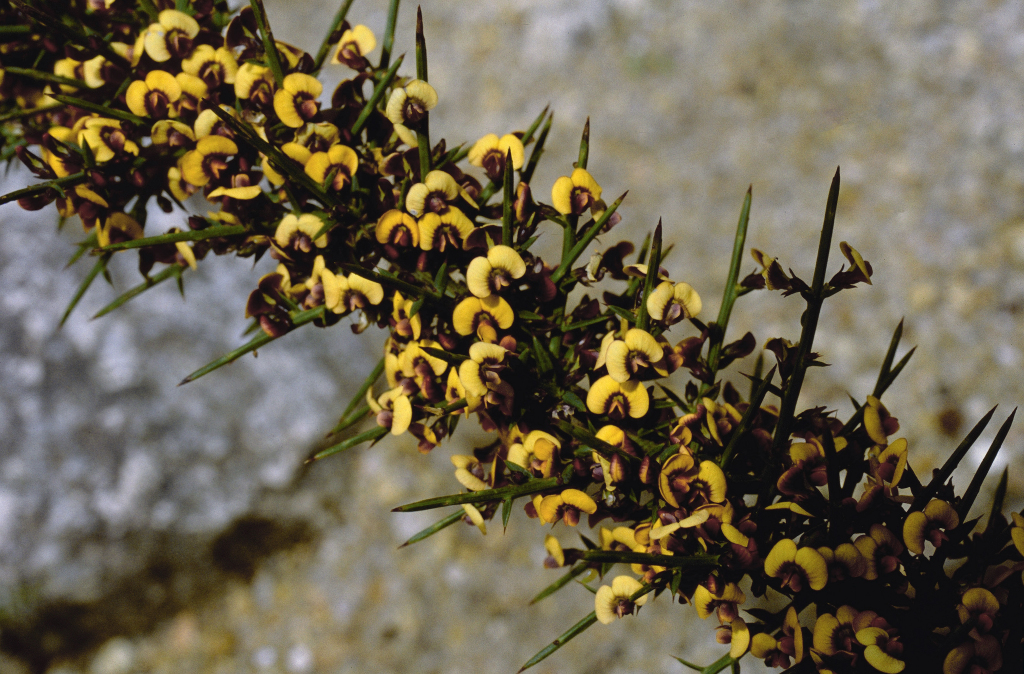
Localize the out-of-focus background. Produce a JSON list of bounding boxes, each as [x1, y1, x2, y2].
[[2, 0, 1024, 672]]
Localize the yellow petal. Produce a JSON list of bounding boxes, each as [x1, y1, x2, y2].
[[863, 645, 904, 673], [466, 256, 494, 298], [751, 633, 778, 659], [813, 613, 840, 655], [348, 274, 384, 305], [765, 538, 797, 577], [691, 585, 715, 619], [729, 619, 750, 658], [605, 340, 632, 383], [375, 209, 419, 247], [594, 584, 619, 624], [697, 461, 728, 503], [863, 401, 888, 445], [551, 175, 574, 215], [498, 134, 525, 169], [390, 394, 412, 435], [646, 281, 675, 321], [462, 504, 486, 535], [560, 488, 597, 514], [544, 534, 565, 567], [795, 546, 828, 590], [454, 467, 489, 492]]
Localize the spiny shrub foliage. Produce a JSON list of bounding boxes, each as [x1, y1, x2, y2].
[[2, 1, 1023, 671]]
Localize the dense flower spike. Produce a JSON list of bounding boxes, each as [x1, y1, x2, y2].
[[4, 3, 1021, 672]]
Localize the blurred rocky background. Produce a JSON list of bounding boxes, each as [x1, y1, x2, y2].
[[2, 0, 1024, 672]]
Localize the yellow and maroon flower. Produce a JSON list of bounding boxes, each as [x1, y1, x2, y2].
[[80, 118, 139, 163], [751, 632, 791, 669], [451, 454, 490, 491], [151, 120, 195, 148], [173, 72, 208, 115], [538, 488, 597, 527], [942, 636, 1002, 674], [262, 143, 313, 186], [418, 208, 475, 252], [605, 328, 663, 382], [587, 375, 649, 421], [125, 70, 181, 119], [855, 626, 905, 673], [956, 587, 999, 634], [95, 212, 142, 249], [854, 524, 903, 579], [274, 73, 323, 128], [647, 281, 703, 324], [406, 170, 465, 216], [874, 437, 908, 486], [466, 245, 526, 298], [322, 270, 385, 314], [863, 395, 899, 445], [765, 538, 828, 592], [274, 213, 327, 253], [462, 503, 487, 535], [452, 295, 514, 342], [375, 209, 419, 249], [817, 543, 867, 581], [181, 44, 239, 89], [468, 133, 525, 182], [594, 575, 648, 625], [716, 618, 750, 659], [167, 165, 196, 202], [506, 430, 560, 478], [390, 291, 421, 340], [903, 499, 959, 555], [143, 10, 200, 62], [368, 386, 412, 436], [457, 342, 507, 397], [305, 144, 359, 191], [1012, 512, 1024, 557], [692, 581, 745, 623], [52, 58, 86, 92], [180, 135, 238, 187], [812, 606, 867, 660], [551, 167, 602, 216], [385, 79, 437, 141], [544, 534, 565, 568], [657, 450, 697, 508], [330, 25, 376, 69], [235, 63, 275, 107]]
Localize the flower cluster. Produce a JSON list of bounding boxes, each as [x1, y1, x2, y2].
[[2, 2, 1022, 673]]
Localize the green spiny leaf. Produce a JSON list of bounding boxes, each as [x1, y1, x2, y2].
[[392, 477, 560, 512], [957, 408, 1016, 520], [529, 564, 588, 605], [179, 306, 325, 384], [92, 264, 183, 319], [311, 425, 389, 461], [352, 54, 405, 136], [95, 225, 246, 252], [398, 509, 463, 548], [911, 405, 997, 512], [312, 0, 355, 72], [60, 252, 111, 327]]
